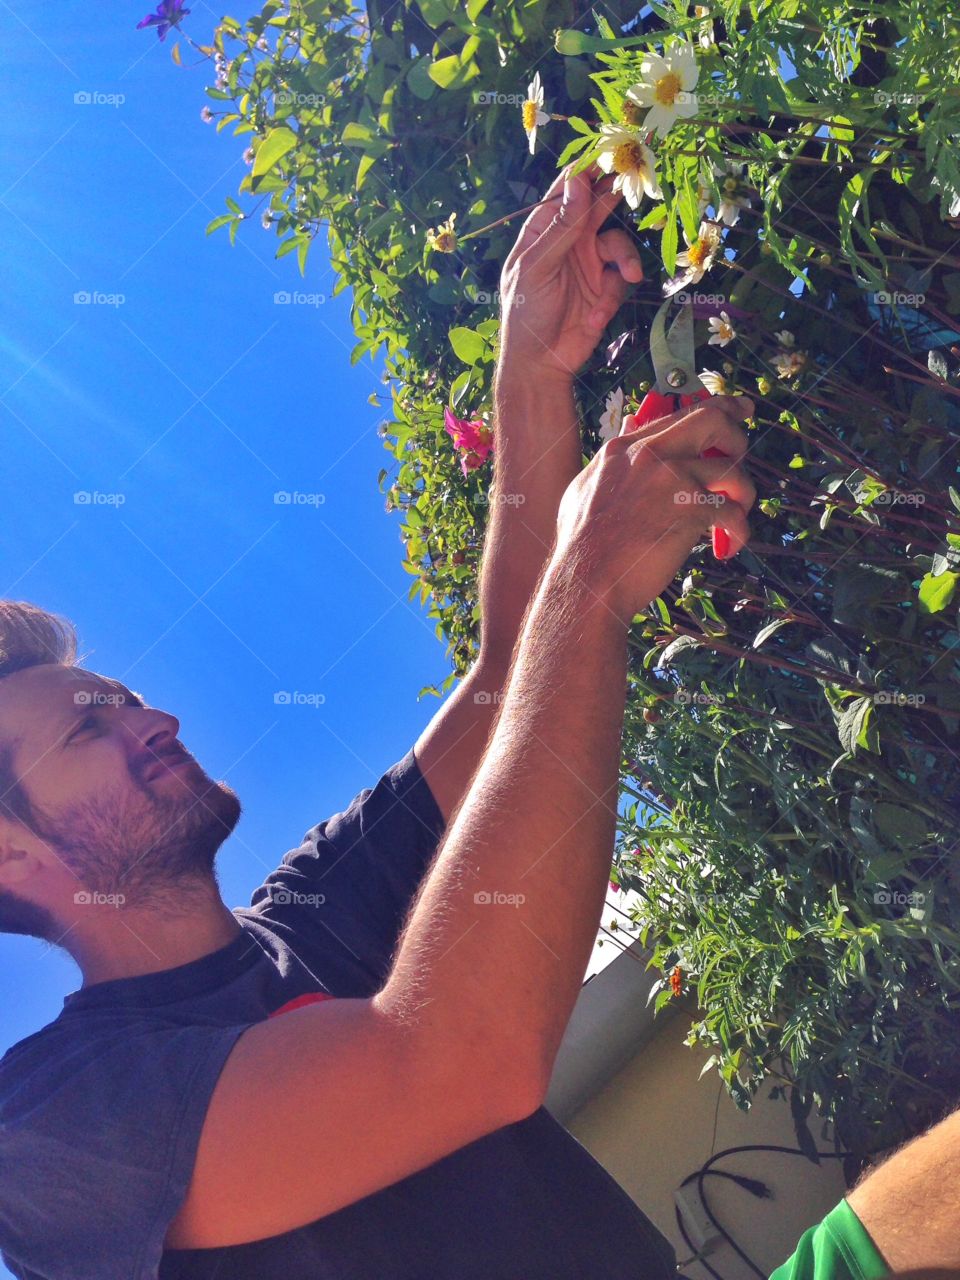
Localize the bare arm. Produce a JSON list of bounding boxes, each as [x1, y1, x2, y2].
[[415, 161, 645, 823], [846, 1105, 960, 1272], [166, 393, 754, 1250]]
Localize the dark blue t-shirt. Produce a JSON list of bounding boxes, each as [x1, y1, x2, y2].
[[0, 748, 677, 1279]]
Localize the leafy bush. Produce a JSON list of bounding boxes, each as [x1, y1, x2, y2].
[[170, 0, 960, 1164]]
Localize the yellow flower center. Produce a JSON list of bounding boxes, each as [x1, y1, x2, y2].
[[687, 238, 709, 268], [522, 100, 539, 131], [654, 72, 682, 106], [434, 230, 457, 253], [612, 140, 644, 174], [723, 176, 738, 193]]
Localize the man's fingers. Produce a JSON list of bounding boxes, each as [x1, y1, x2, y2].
[[596, 228, 644, 284], [517, 164, 630, 277], [518, 165, 597, 273], [503, 166, 570, 264], [637, 395, 755, 461]]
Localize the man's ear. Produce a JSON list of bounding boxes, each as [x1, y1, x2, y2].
[[0, 833, 45, 887], [0, 847, 37, 885]]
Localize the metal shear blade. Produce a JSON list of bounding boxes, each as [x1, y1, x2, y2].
[[649, 298, 706, 398]]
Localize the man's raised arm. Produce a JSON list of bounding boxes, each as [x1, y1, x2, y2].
[[415, 162, 646, 824], [166, 392, 754, 1250]]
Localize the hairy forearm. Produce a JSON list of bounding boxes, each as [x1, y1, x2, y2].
[[412, 366, 585, 823], [846, 1105, 960, 1271], [379, 545, 628, 1096], [477, 366, 583, 669]]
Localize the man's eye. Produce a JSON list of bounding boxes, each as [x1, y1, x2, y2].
[[69, 716, 97, 741]]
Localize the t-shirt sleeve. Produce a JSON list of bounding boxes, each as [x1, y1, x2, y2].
[[0, 1018, 252, 1280], [245, 745, 447, 995]]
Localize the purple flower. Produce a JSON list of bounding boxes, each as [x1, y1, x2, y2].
[[136, 0, 190, 40]]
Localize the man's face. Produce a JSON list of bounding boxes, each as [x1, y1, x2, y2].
[[0, 665, 241, 913]]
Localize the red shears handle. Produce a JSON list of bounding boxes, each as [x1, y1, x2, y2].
[[631, 386, 709, 428], [629, 388, 732, 559]]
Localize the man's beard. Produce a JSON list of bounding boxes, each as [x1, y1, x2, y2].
[[32, 766, 242, 911]]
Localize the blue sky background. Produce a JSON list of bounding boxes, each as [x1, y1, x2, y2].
[[0, 0, 453, 1088], [0, 11, 631, 1271]]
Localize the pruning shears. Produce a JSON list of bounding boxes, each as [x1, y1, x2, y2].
[[631, 297, 733, 560]]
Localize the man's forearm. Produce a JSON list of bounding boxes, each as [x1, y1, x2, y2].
[[411, 366, 584, 823], [379, 545, 629, 1098], [477, 366, 583, 669]]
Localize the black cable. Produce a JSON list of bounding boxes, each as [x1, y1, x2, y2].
[[676, 1142, 849, 1279]]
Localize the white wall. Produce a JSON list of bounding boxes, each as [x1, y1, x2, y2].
[[565, 1021, 849, 1279]]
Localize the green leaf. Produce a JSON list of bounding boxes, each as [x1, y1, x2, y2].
[[448, 326, 486, 365], [657, 635, 702, 668], [661, 204, 679, 277], [406, 55, 437, 101], [838, 696, 879, 755], [555, 133, 593, 167], [918, 569, 958, 614], [677, 166, 700, 244], [205, 214, 234, 235], [252, 126, 297, 179], [753, 618, 792, 649], [428, 54, 479, 90]]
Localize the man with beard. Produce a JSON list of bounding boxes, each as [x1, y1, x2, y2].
[[0, 165, 954, 1280]]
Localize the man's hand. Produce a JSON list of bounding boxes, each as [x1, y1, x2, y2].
[[498, 162, 644, 385], [555, 395, 757, 621]]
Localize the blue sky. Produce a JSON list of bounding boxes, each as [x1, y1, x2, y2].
[[0, 12, 631, 1270], [0, 3, 450, 1078]]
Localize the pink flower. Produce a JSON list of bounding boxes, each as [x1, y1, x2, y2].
[[444, 407, 493, 477]]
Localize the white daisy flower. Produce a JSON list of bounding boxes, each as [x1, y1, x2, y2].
[[699, 368, 728, 395], [713, 159, 751, 227], [772, 349, 808, 379], [599, 387, 625, 441], [624, 41, 700, 139], [522, 72, 550, 155], [694, 5, 715, 48], [707, 311, 736, 346], [773, 329, 795, 347], [663, 220, 723, 296], [594, 125, 662, 209]]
